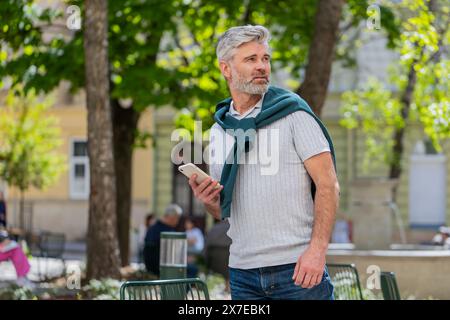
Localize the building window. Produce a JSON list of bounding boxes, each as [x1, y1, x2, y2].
[[70, 140, 89, 199]]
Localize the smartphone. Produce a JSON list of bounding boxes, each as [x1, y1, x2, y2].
[[178, 163, 221, 189]]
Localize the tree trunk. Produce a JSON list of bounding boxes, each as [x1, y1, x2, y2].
[[84, 0, 121, 280], [111, 99, 140, 267], [389, 64, 417, 181], [296, 0, 344, 117], [389, 64, 416, 202]]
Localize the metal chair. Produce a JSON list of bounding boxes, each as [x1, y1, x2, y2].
[[35, 231, 66, 280], [380, 271, 401, 300], [327, 263, 364, 300], [120, 278, 210, 300]]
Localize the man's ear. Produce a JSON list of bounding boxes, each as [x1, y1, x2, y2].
[[219, 61, 231, 80]]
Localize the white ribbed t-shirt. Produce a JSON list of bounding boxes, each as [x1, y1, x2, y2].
[[208, 101, 331, 269]]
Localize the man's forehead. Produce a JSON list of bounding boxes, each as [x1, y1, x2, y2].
[[234, 42, 270, 56]]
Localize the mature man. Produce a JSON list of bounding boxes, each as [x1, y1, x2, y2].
[[189, 25, 340, 300]]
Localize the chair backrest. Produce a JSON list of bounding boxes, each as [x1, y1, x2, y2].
[[327, 263, 364, 300], [39, 231, 66, 258], [120, 278, 210, 300], [380, 271, 401, 300]]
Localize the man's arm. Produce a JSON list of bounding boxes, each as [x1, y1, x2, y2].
[[292, 151, 340, 288], [307, 151, 340, 252], [189, 174, 223, 220], [205, 202, 221, 220]]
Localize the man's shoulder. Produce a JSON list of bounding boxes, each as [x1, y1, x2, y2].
[[148, 221, 165, 232], [286, 109, 316, 121], [263, 110, 315, 130], [210, 122, 222, 130], [209, 123, 226, 137], [267, 86, 313, 110]]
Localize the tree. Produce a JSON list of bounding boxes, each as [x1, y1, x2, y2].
[[340, 0, 449, 200], [0, 88, 65, 230], [84, 0, 121, 279]]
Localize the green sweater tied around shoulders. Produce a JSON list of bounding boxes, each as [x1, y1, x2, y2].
[[214, 85, 336, 219]]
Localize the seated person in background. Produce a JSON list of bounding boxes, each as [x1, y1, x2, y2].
[[0, 229, 33, 287], [143, 204, 182, 276], [185, 217, 204, 255], [184, 217, 205, 278]]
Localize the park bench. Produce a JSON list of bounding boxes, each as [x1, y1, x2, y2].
[[120, 278, 210, 300], [34, 231, 66, 281], [380, 271, 401, 300], [327, 263, 364, 300]]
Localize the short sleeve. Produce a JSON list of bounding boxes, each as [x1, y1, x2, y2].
[[289, 111, 331, 162]]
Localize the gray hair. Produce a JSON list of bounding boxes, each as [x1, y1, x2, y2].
[[164, 203, 183, 217], [216, 25, 271, 62]]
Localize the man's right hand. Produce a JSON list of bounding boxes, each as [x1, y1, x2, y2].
[[188, 174, 223, 219]]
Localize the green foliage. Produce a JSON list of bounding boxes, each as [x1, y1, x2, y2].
[[0, 279, 121, 300], [133, 129, 155, 149], [0, 284, 37, 300], [0, 0, 401, 139], [0, 87, 66, 192], [414, 60, 450, 147], [389, 0, 449, 144], [0, 0, 190, 116], [336, 0, 401, 68], [340, 0, 449, 171], [80, 278, 121, 300], [340, 78, 405, 173]]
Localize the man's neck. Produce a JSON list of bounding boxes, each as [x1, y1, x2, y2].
[[230, 90, 262, 115]]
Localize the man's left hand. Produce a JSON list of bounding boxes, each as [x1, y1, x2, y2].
[[292, 246, 326, 288]]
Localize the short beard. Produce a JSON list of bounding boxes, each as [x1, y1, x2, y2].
[[230, 69, 270, 95]]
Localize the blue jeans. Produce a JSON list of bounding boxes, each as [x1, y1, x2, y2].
[[229, 263, 334, 300]]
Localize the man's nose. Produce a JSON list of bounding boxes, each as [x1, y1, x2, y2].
[[255, 64, 266, 74], [256, 60, 269, 73]]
